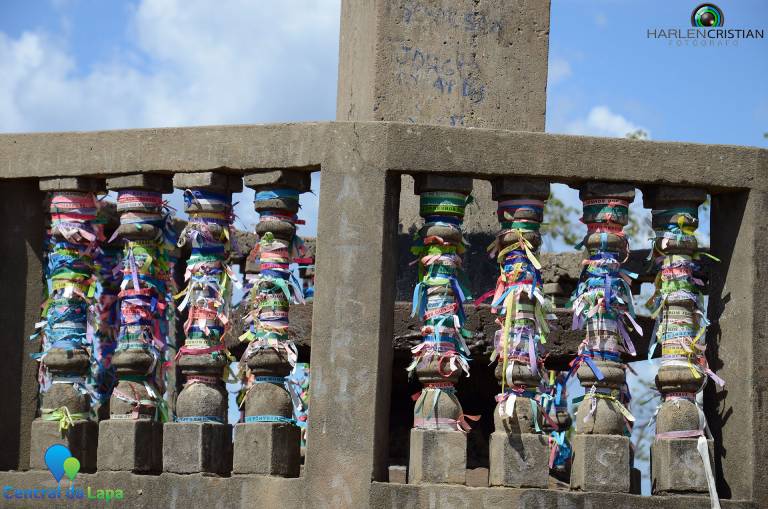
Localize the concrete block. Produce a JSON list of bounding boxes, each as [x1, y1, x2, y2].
[[642, 185, 708, 208], [652, 437, 714, 494], [408, 428, 466, 485], [577, 182, 636, 201], [39, 177, 105, 192], [106, 173, 173, 193], [232, 422, 300, 476], [29, 419, 98, 473], [173, 171, 243, 193], [96, 419, 162, 473], [491, 178, 550, 201], [413, 175, 472, 195], [388, 465, 407, 484], [488, 431, 548, 488], [243, 170, 312, 192], [570, 434, 630, 493], [162, 422, 232, 475]]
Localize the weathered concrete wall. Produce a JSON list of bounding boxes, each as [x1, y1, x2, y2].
[[337, 0, 550, 130], [0, 180, 45, 471], [706, 190, 768, 503], [1, 124, 764, 191], [369, 481, 757, 508]]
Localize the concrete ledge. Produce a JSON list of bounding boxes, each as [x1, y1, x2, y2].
[[1, 122, 764, 192], [0, 470, 304, 509], [369, 481, 756, 508]]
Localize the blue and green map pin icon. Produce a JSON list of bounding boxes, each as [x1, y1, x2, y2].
[[63, 457, 80, 481], [44, 445, 71, 483]]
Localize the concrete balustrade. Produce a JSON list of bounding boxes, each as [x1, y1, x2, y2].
[[0, 120, 758, 508]]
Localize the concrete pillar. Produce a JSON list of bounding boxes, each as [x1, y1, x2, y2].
[[0, 180, 45, 471], [232, 170, 310, 476], [706, 190, 767, 503], [29, 177, 104, 473], [487, 178, 551, 488], [407, 175, 473, 485], [643, 186, 719, 498], [96, 174, 174, 473], [569, 182, 637, 493], [161, 172, 242, 475]]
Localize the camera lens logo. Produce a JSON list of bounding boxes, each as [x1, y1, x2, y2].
[[691, 3, 724, 27]]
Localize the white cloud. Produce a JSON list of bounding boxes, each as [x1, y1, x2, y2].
[[565, 105, 648, 138], [548, 57, 572, 86], [0, 0, 341, 133], [0, 1, 338, 235], [594, 12, 608, 27]]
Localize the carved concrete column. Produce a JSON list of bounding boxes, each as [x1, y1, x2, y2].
[[162, 172, 242, 475], [407, 175, 474, 485], [29, 177, 104, 472], [488, 178, 553, 487], [569, 182, 639, 493], [97, 174, 175, 473], [232, 170, 310, 476], [644, 187, 721, 501]]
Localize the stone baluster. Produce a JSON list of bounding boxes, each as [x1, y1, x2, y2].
[[408, 175, 474, 485], [96, 174, 174, 473], [569, 182, 638, 493], [162, 172, 242, 475], [487, 178, 553, 487], [29, 177, 104, 472], [232, 170, 310, 476], [644, 187, 721, 499]]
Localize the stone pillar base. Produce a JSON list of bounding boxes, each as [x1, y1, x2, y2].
[[232, 422, 300, 476], [29, 419, 98, 472], [570, 434, 630, 493], [162, 422, 231, 475], [97, 420, 162, 473], [489, 431, 548, 487], [408, 428, 466, 485], [652, 437, 714, 494]]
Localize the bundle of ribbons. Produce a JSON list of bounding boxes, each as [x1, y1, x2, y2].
[[32, 191, 104, 426], [114, 190, 177, 420], [90, 202, 121, 408], [647, 203, 722, 508], [174, 189, 239, 422], [287, 362, 310, 447], [539, 371, 572, 470], [486, 198, 556, 421], [568, 197, 640, 432], [238, 188, 306, 418], [409, 190, 475, 431]]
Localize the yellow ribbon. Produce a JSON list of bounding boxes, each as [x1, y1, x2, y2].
[[41, 407, 88, 433]]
